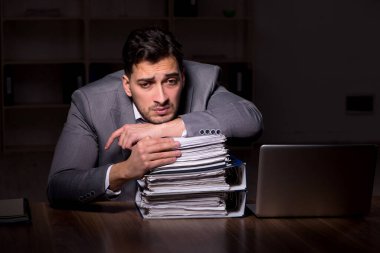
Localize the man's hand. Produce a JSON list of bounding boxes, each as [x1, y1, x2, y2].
[[105, 123, 162, 150], [104, 118, 185, 150], [108, 136, 181, 191]]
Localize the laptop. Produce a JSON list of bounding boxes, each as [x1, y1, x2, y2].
[[249, 144, 378, 217]]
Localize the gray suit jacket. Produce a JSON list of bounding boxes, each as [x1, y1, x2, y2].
[[47, 60, 262, 205]]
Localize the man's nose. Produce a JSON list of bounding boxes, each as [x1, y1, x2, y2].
[[153, 84, 168, 104]]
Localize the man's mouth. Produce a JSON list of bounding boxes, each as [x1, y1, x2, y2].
[[153, 106, 170, 116]]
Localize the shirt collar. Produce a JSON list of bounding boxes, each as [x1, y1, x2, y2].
[[132, 103, 145, 122]]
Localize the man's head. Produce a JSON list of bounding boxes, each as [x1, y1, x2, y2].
[[122, 27, 185, 124], [122, 27, 183, 77]]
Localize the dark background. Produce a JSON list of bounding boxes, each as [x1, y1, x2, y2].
[[0, 0, 379, 202]]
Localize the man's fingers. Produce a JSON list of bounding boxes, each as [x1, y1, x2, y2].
[[139, 142, 181, 173], [106, 129, 180, 153], [139, 138, 180, 153], [104, 128, 123, 149], [120, 132, 145, 150], [148, 150, 182, 161], [147, 157, 179, 172]]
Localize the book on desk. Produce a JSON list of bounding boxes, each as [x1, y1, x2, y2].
[[0, 198, 31, 224], [135, 135, 247, 219]]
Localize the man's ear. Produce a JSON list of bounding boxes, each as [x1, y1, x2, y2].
[[122, 74, 132, 97]]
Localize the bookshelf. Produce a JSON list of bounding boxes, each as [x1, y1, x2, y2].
[[0, 0, 253, 152]]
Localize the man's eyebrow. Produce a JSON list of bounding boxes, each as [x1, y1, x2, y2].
[[136, 72, 180, 82], [165, 72, 180, 78], [136, 77, 155, 82]]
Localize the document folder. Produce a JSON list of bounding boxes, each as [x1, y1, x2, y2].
[[135, 158, 247, 219], [135, 188, 246, 219]]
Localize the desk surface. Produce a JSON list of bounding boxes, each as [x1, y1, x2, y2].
[[1, 197, 380, 253]]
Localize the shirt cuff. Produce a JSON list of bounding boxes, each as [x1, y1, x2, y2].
[[105, 165, 121, 198]]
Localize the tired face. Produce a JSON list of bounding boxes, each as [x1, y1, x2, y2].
[[122, 56, 184, 124]]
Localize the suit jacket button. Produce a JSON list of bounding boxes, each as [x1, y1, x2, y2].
[[199, 129, 205, 135]]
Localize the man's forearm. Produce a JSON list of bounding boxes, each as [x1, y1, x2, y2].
[[157, 118, 186, 137], [108, 160, 132, 191], [105, 118, 185, 150], [180, 86, 263, 138]]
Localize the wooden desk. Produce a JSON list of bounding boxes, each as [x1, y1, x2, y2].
[[1, 197, 380, 253]]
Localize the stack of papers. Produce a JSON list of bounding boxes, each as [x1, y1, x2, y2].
[[135, 135, 247, 219]]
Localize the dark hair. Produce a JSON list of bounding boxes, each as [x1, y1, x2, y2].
[[122, 27, 183, 77]]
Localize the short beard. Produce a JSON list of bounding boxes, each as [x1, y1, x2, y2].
[[138, 104, 177, 124], [149, 115, 176, 124]]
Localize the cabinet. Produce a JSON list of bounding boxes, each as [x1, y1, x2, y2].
[[0, 0, 253, 152]]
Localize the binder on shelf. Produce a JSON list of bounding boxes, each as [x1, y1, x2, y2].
[[135, 135, 247, 219], [4, 76, 14, 106], [227, 63, 252, 101], [62, 64, 85, 104], [174, 0, 198, 17]]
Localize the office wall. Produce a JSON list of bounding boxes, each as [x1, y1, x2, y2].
[[253, 0, 380, 143]]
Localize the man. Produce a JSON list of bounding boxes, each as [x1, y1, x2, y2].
[[47, 27, 263, 205]]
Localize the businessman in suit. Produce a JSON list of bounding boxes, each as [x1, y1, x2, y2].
[[47, 27, 263, 205]]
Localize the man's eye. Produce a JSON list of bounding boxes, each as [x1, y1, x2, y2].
[[167, 78, 178, 86], [139, 82, 151, 88]]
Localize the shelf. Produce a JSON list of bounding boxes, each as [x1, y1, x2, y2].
[[174, 20, 251, 61], [90, 17, 169, 21], [89, 59, 123, 64], [89, 20, 169, 60], [3, 60, 85, 65], [187, 57, 253, 64], [4, 104, 70, 110], [2, 0, 84, 19], [3, 145, 57, 153], [3, 20, 84, 62], [3, 64, 84, 106], [215, 62, 253, 101], [173, 17, 251, 21], [174, 0, 251, 19], [3, 17, 84, 21], [3, 107, 69, 149], [1, 0, 253, 151], [89, 0, 168, 18], [89, 63, 124, 82]]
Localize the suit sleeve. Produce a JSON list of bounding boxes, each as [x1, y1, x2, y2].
[[181, 85, 263, 138], [47, 90, 109, 205]]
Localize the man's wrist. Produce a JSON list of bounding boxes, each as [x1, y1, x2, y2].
[[109, 161, 130, 191], [105, 165, 121, 198], [159, 118, 185, 137]]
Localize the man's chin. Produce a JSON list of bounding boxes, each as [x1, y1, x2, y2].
[[148, 115, 175, 124]]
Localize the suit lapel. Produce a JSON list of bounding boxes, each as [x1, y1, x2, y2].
[[110, 85, 135, 129], [110, 85, 135, 159]]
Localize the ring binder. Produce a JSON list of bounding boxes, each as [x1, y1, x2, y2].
[[135, 135, 247, 219]]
